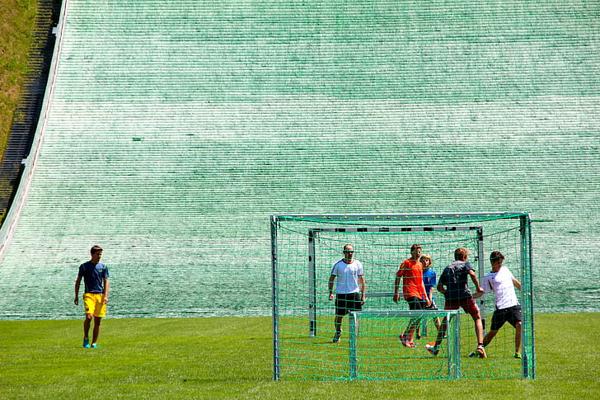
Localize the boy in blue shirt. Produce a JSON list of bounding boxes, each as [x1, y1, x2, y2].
[[74, 245, 110, 348], [416, 254, 441, 338]]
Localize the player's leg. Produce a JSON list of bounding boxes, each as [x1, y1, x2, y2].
[[401, 297, 421, 346], [425, 316, 446, 355], [82, 293, 95, 348], [333, 294, 346, 342], [463, 298, 486, 358], [92, 316, 102, 346], [91, 294, 107, 347], [483, 308, 504, 347], [83, 314, 92, 347], [426, 300, 457, 355], [514, 321, 522, 356], [508, 305, 523, 357], [482, 329, 498, 347]]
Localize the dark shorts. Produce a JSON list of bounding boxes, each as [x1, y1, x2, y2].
[[406, 296, 427, 310], [335, 292, 362, 316], [490, 305, 522, 331], [445, 297, 480, 319]]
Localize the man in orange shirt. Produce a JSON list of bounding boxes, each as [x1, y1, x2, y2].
[[393, 244, 431, 348]]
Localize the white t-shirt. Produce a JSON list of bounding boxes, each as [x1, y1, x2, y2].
[[482, 267, 519, 310], [330, 259, 364, 294]]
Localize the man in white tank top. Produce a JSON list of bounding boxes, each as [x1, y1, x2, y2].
[[328, 243, 366, 343]]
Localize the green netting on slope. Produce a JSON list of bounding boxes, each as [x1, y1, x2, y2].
[[0, 0, 598, 320]]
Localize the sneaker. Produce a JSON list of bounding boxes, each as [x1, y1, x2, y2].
[[425, 343, 439, 356], [83, 338, 90, 348], [332, 331, 342, 343], [399, 334, 415, 348], [91, 343, 98, 349], [476, 345, 487, 359], [514, 352, 522, 359]]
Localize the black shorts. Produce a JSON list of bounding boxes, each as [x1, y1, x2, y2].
[[406, 296, 427, 310], [490, 305, 522, 331], [335, 292, 362, 316]]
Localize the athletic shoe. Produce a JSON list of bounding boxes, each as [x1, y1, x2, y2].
[[514, 352, 522, 359], [91, 343, 98, 349], [476, 345, 487, 358], [469, 346, 487, 358], [399, 334, 415, 348], [332, 331, 342, 343], [83, 338, 90, 348], [425, 343, 439, 356]]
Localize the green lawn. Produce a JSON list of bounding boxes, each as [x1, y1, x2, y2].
[[0, 313, 598, 399]]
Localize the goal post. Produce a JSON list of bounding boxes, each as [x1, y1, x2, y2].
[[271, 213, 535, 381]]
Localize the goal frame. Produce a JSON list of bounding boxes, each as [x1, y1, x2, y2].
[[271, 212, 535, 381]]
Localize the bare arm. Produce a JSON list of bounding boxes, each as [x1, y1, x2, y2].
[[102, 278, 110, 304], [427, 286, 435, 303], [437, 280, 446, 295], [512, 277, 522, 290], [393, 275, 401, 303], [74, 275, 82, 305], [359, 275, 366, 303], [468, 270, 484, 295], [328, 275, 336, 300]]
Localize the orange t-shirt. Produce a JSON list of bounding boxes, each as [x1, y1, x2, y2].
[[396, 258, 426, 300]]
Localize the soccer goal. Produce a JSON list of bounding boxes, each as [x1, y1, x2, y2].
[[271, 213, 535, 381]]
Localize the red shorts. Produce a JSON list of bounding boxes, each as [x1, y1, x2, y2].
[[444, 298, 480, 319]]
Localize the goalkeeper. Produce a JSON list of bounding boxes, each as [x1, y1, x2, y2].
[[328, 243, 366, 343]]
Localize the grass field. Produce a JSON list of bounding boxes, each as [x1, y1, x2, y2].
[[0, 313, 598, 399]]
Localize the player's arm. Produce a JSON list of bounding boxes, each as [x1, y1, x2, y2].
[[437, 270, 446, 295], [359, 275, 366, 303], [468, 269, 484, 295], [427, 286, 435, 303], [102, 278, 110, 304], [74, 274, 82, 305], [328, 275, 336, 300], [393, 274, 401, 303], [512, 277, 522, 290]]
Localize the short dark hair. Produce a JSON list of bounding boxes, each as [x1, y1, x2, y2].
[[490, 250, 505, 262], [90, 245, 103, 255], [410, 244, 422, 252]]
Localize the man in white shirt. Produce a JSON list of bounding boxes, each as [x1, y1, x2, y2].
[[474, 250, 523, 359], [328, 243, 366, 343]]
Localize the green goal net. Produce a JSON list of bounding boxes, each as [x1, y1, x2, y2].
[[271, 213, 534, 381]]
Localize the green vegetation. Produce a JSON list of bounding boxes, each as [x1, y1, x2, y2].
[[0, 313, 598, 399], [0, 0, 37, 156]]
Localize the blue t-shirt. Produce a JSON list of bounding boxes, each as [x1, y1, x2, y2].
[[422, 268, 437, 298], [78, 261, 109, 293]]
